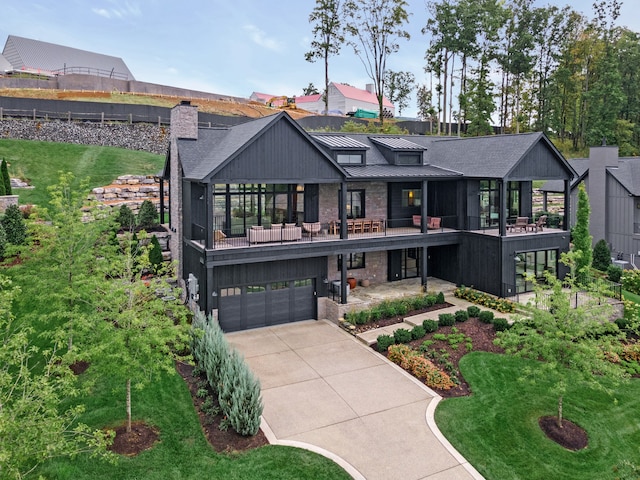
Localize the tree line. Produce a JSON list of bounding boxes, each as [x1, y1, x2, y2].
[[305, 0, 639, 155]]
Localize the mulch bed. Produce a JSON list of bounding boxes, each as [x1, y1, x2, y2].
[[108, 422, 159, 456], [538, 416, 588, 451], [175, 361, 269, 453]]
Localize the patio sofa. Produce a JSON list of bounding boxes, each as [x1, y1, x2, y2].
[[247, 224, 302, 244]]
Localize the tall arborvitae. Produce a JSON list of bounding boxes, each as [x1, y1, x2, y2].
[[1, 159, 11, 196]]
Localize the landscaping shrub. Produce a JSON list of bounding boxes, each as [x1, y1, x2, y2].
[[492, 317, 510, 332], [592, 239, 611, 271], [228, 360, 263, 436], [395, 301, 409, 316], [422, 319, 438, 333], [0, 223, 6, 258], [393, 328, 412, 344], [387, 344, 455, 390], [411, 325, 426, 340], [478, 310, 494, 324], [607, 264, 623, 283], [622, 270, 640, 296], [454, 285, 516, 313], [116, 204, 136, 231], [467, 305, 481, 318], [438, 313, 455, 326], [376, 334, 394, 352], [1, 159, 11, 195], [425, 295, 437, 307], [1, 204, 26, 245], [149, 235, 164, 273], [380, 301, 398, 318], [454, 310, 469, 322], [615, 317, 630, 330], [137, 199, 159, 230], [436, 292, 445, 304]]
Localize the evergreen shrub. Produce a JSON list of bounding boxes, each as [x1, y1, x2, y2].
[[1, 204, 26, 245], [467, 305, 481, 318], [438, 313, 455, 326], [116, 204, 136, 231], [137, 199, 158, 230], [376, 334, 394, 352], [478, 310, 494, 324], [454, 310, 469, 322], [393, 328, 412, 344], [492, 317, 510, 331], [411, 325, 426, 340], [422, 319, 438, 333]]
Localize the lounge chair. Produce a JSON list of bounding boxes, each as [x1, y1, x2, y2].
[[427, 216, 441, 230], [528, 215, 547, 232], [509, 216, 528, 232]]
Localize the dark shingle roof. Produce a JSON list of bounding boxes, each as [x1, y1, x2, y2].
[[179, 114, 279, 180], [425, 132, 546, 177], [609, 157, 640, 195]]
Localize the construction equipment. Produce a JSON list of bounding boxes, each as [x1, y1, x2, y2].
[[266, 96, 297, 109]]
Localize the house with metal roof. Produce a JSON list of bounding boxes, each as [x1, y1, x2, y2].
[[1, 35, 134, 80], [541, 147, 640, 268], [164, 103, 575, 332]]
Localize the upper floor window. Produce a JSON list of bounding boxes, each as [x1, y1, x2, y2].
[[397, 153, 421, 165], [336, 153, 364, 165]]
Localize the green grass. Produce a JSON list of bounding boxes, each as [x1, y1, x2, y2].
[[623, 289, 640, 305], [435, 352, 640, 480], [0, 138, 164, 206]]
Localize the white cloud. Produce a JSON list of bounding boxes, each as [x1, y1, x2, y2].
[[92, 2, 141, 20], [243, 24, 283, 52]]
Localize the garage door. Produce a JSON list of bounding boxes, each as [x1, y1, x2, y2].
[[218, 278, 316, 332]]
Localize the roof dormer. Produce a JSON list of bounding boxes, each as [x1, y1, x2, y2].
[[311, 134, 369, 165], [369, 137, 426, 165]]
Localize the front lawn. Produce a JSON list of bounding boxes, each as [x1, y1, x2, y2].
[[435, 351, 640, 480]]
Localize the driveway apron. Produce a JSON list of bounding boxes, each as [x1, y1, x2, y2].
[[227, 320, 484, 480]]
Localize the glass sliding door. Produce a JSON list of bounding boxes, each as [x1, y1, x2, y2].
[[515, 249, 559, 293]]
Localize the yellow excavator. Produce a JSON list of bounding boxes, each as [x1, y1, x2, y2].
[[266, 96, 297, 109]]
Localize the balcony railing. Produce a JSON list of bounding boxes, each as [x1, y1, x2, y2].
[[200, 216, 453, 249]]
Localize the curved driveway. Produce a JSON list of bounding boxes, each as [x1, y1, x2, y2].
[[227, 320, 484, 480]]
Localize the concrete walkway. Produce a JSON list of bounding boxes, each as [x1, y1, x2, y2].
[[227, 319, 484, 480]]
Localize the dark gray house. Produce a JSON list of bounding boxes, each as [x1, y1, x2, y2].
[[541, 146, 640, 269], [165, 102, 575, 332]]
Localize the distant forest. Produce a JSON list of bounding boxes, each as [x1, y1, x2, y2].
[[416, 0, 639, 155]]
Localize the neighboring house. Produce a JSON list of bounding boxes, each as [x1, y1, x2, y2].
[[249, 92, 273, 104], [327, 82, 394, 117], [541, 146, 640, 268], [164, 102, 574, 332], [292, 93, 323, 113], [1, 35, 134, 80]]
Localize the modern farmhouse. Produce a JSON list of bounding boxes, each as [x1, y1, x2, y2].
[[164, 102, 576, 332]]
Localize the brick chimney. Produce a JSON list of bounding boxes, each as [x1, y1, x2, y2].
[[365, 84, 374, 94], [588, 144, 619, 246]]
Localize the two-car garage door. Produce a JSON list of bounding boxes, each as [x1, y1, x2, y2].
[[218, 278, 316, 332]]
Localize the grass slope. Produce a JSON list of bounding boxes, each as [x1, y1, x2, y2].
[[435, 351, 640, 480], [0, 138, 164, 206]]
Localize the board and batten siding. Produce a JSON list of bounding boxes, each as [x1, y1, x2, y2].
[[606, 173, 636, 255]]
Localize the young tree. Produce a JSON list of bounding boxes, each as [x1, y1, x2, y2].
[[148, 234, 164, 274], [116, 204, 136, 231], [495, 266, 628, 429], [137, 199, 158, 231], [2, 203, 27, 245], [344, 0, 411, 124], [94, 231, 189, 433], [384, 70, 415, 116], [1, 158, 12, 195], [592, 238, 612, 271], [0, 275, 113, 478], [305, 0, 345, 115], [573, 182, 593, 281]]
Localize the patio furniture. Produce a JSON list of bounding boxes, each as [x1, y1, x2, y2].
[[509, 216, 529, 232], [412, 215, 421, 228], [528, 215, 547, 232], [427, 216, 441, 229], [371, 219, 383, 232], [302, 221, 321, 236], [247, 225, 302, 243]]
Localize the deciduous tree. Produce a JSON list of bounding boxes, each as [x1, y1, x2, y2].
[[384, 70, 415, 116], [344, 0, 410, 124]]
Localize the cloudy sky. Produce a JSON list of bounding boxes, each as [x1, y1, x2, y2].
[[2, 0, 639, 117]]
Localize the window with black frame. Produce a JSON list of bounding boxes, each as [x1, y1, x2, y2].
[[338, 253, 365, 270]]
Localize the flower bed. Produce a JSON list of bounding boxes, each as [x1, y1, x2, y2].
[[454, 285, 517, 313]]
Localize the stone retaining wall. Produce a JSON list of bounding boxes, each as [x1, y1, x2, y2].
[[0, 195, 19, 213], [90, 175, 167, 215]]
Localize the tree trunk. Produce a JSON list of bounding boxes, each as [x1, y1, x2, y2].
[[126, 378, 132, 433], [324, 52, 329, 115], [443, 50, 449, 136], [557, 394, 563, 428]]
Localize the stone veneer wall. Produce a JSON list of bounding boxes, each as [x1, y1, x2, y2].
[[318, 181, 387, 225], [0, 195, 19, 213], [326, 251, 387, 285]]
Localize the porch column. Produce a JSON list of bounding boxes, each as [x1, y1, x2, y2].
[[421, 246, 428, 288], [340, 181, 348, 239], [563, 179, 570, 230], [205, 183, 213, 249], [340, 253, 348, 304], [421, 180, 428, 232], [499, 180, 507, 236]]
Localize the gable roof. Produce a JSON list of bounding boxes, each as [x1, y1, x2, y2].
[[332, 82, 393, 108], [540, 158, 589, 192], [2, 35, 134, 80], [178, 112, 345, 181], [608, 157, 640, 196], [425, 132, 573, 179], [295, 94, 322, 104]]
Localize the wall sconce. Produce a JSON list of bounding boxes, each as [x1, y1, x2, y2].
[[514, 255, 522, 263], [322, 277, 329, 285]]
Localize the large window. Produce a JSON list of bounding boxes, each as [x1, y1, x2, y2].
[[343, 189, 365, 219], [402, 188, 421, 207], [336, 153, 363, 165], [515, 249, 557, 293], [507, 181, 520, 218], [214, 184, 304, 235], [338, 253, 365, 270], [480, 180, 500, 227]]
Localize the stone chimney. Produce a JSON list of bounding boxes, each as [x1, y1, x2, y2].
[[170, 100, 198, 141], [588, 145, 619, 246]]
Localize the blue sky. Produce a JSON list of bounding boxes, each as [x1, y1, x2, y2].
[[2, 0, 639, 118]]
